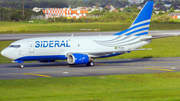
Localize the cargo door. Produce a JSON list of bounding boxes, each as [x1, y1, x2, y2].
[[28, 41, 34, 53]]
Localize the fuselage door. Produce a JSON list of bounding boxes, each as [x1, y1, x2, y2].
[[28, 41, 34, 53]]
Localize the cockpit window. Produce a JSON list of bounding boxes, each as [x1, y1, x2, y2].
[[9, 45, 21, 48]]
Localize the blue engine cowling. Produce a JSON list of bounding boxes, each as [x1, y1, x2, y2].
[[67, 53, 89, 64]]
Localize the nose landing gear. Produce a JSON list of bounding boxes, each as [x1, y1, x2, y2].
[[12, 60, 24, 69], [19, 64, 24, 69]]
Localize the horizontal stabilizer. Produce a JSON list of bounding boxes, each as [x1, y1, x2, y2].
[[131, 48, 152, 51], [141, 33, 180, 41]]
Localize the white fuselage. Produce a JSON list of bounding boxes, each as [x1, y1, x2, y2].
[[1, 35, 150, 61], [1, 1, 155, 67]]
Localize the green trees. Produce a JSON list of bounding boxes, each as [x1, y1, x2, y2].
[[66, 0, 129, 8], [123, 5, 140, 13], [0, 0, 68, 9], [132, 5, 140, 12], [169, 6, 174, 12], [10, 13, 21, 21], [0, 8, 32, 21], [0, 8, 12, 21], [158, 10, 163, 15], [47, 11, 138, 23], [123, 7, 132, 12]]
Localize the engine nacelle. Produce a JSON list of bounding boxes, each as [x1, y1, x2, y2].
[[67, 53, 90, 64]]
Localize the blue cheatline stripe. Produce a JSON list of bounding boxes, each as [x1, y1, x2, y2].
[[129, 22, 150, 30], [15, 55, 67, 61], [135, 32, 149, 36], [113, 22, 150, 36], [113, 30, 129, 36], [132, 1, 154, 25], [125, 27, 149, 36]]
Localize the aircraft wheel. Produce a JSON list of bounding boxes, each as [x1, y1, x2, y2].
[[19, 64, 24, 69], [86, 61, 94, 67]]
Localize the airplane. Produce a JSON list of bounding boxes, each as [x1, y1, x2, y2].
[[1, 1, 179, 69]]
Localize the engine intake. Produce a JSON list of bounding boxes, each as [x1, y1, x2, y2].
[[67, 53, 90, 64]]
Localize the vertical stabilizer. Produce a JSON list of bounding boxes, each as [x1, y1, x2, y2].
[[114, 1, 154, 36]]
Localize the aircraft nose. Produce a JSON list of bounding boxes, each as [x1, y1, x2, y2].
[[1, 48, 18, 60], [1, 48, 8, 57]]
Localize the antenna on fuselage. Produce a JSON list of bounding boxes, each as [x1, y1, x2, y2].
[[71, 34, 74, 37]]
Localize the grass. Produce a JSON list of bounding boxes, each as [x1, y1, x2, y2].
[[0, 41, 14, 63], [1, 36, 180, 64], [0, 21, 130, 34], [172, 19, 180, 22], [1, 72, 180, 100], [0, 21, 180, 34], [106, 36, 180, 60], [1, 20, 180, 101]]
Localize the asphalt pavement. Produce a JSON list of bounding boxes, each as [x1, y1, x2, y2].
[[0, 30, 180, 41], [0, 57, 179, 80]]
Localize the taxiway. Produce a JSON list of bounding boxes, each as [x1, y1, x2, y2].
[[0, 30, 180, 41], [0, 57, 179, 80]]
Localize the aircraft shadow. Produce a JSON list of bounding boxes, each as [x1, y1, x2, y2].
[[6, 58, 156, 68]]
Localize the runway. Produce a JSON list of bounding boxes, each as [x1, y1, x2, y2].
[[0, 30, 180, 41], [0, 57, 180, 80]]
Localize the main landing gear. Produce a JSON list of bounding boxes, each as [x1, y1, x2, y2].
[[19, 64, 24, 69], [86, 61, 94, 67]]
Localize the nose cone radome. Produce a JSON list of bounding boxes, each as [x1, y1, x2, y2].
[[1, 48, 12, 59], [1, 49, 6, 57]]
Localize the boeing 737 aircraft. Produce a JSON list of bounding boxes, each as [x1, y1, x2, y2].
[[1, 1, 179, 68]]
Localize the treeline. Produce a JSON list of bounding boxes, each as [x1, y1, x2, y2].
[[47, 5, 141, 23], [1, 0, 180, 10], [47, 12, 172, 23], [47, 5, 172, 24], [0, 0, 68, 9], [142, 0, 180, 11], [0, 0, 128, 9], [46, 1, 139, 23], [47, 12, 137, 23], [66, 0, 129, 8], [0, 7, 43, 21], [0, 0, 129, 8]]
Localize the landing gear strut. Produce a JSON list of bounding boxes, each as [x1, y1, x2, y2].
[[19, 64, 24, 69], [86, 61, 94, 67]]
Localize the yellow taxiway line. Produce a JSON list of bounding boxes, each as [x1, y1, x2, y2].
[[145, 68, 174, 71], [22, 73, 52, 77]]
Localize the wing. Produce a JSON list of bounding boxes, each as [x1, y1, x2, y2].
[[141, 33, 180, 41], [87, 48, 152, 58]]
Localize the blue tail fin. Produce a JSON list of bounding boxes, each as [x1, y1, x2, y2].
[[114, 1, 154, 36]]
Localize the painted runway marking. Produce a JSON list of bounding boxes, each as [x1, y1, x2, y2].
[[22, 73, 52, 77], [146, 68, 174, 71]]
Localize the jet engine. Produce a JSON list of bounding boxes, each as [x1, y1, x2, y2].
[[67, 53, 90, 64]]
